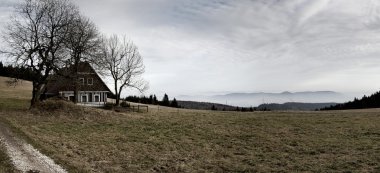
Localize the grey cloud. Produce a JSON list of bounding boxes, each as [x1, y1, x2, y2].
[[2, 0, 380, 98]]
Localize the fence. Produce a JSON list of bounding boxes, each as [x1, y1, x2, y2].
[[130, 105, 149, 112]]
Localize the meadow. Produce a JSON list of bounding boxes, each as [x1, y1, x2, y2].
[[0, 77, 379, 172]]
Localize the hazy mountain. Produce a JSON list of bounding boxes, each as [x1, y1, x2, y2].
[[177, 91, 351, 107]]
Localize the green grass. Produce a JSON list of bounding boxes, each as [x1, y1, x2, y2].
[[0, 98, 30, 111], [1, 101, 380, 172]]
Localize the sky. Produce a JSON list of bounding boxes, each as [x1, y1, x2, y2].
[[2, 0, 380, 99]]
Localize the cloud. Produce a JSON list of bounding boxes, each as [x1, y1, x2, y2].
[[2, 0, 380, 98], [47, 0, 380, 96]]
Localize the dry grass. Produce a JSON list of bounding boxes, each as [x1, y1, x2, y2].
[[0, 77, 32, 100], [0, 77, 30, 172], [1, 101, 380, 172], [0, 77, 31, 111], [0, 77, 379, 172]]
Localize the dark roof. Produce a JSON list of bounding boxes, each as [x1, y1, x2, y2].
[[46, 62, 112, 94]]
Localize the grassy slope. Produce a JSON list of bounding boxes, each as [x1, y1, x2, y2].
[[2, 104, 379, 172], [0, 76, 380, 172], [0, 77, 28, 172], [0, 76, 31, 111]]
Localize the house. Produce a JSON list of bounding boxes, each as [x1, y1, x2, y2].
[[45, 62, 112, 107]]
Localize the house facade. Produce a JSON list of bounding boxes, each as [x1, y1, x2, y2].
[[45, 62, 112, 107]]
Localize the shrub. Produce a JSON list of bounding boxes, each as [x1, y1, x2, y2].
[[104, 103, 115, 110], [120, 101, 130, 108], [35, 99, 79, 112]]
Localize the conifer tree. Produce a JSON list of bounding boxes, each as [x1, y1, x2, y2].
[[153, 95, 158, 105], [211, 105, 217, 111], [171, 98, 179, 108], [162, 93, 170, 106]]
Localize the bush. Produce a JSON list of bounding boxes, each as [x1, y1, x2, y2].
[[35, 99, 79, 112], [104, 103, 115, 110], [120, 101, 130, 108], [31, 99, 86, 116]]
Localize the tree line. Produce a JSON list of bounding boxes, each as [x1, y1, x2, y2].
[[0, 0, 147, 108], [210, 105, 260, 112], [124, 94, 271, 112], [125, 93, 181, 108], [0, 61, 35, 81], [322, 91, 380, 110]]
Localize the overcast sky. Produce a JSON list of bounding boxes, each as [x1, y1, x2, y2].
[[2, 0, 380, 97]]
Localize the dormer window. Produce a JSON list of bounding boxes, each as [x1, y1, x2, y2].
[[87, 78, 93, 85], [79, 78, 84, 85]]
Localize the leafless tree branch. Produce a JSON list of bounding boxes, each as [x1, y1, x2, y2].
[[98, 35, 148, 106]]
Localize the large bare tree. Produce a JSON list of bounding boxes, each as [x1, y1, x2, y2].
[[100, 35, 148, 106], [64, 15, 100, 103], [1, 0, 78, 107]]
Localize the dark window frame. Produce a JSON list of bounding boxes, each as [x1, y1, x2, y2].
[[79, 78, 85, 85], [87, 78, 93, 85]]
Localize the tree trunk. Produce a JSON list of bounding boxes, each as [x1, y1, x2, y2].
[[114, 81, 119, 106], [73, 61, 79, 104], [117, 87, 123, 107], [30, 82, 43, 108]]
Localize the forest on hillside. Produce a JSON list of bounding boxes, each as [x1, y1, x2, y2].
[[0, 62, 34, 81], [322, 91, 380, 110]]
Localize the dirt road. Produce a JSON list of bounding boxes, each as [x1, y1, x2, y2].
[[0, 121, 67, 173]]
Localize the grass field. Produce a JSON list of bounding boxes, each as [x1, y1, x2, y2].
[[0, 77, 30, 172], [0, 77, 379, 172], [0, 77, 31, 111]]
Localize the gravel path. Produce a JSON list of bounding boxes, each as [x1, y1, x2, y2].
[[0, 121, 67, 173]]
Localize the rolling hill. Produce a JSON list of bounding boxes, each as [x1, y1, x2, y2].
[[0, 76, 32, 110]]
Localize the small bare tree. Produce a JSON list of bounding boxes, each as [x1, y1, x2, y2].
[[99, 35, 148, 106], [1, 0, 78, 107]]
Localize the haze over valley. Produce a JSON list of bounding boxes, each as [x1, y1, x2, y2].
[[177, 91, 359, 107]]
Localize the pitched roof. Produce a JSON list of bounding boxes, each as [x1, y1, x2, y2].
[[45, 62, 112, 94]]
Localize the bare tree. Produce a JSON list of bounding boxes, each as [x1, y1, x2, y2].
[[1, 0, 78, 107], [99, 35, 148, 106], [64, 15, 100, 103]]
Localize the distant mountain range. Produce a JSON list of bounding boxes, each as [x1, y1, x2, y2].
[[177, 91, 351, 107], [177, 100, 337, 111]]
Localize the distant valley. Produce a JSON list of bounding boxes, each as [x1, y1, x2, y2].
[[177, 91, 353, 107]]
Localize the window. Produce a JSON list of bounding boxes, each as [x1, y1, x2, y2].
[[87, 78, 93, 85], [94, 95, 100, 102], [79, 78, 84, 85], [69, 96, 75, 102], [81, 95, 87, 102]]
